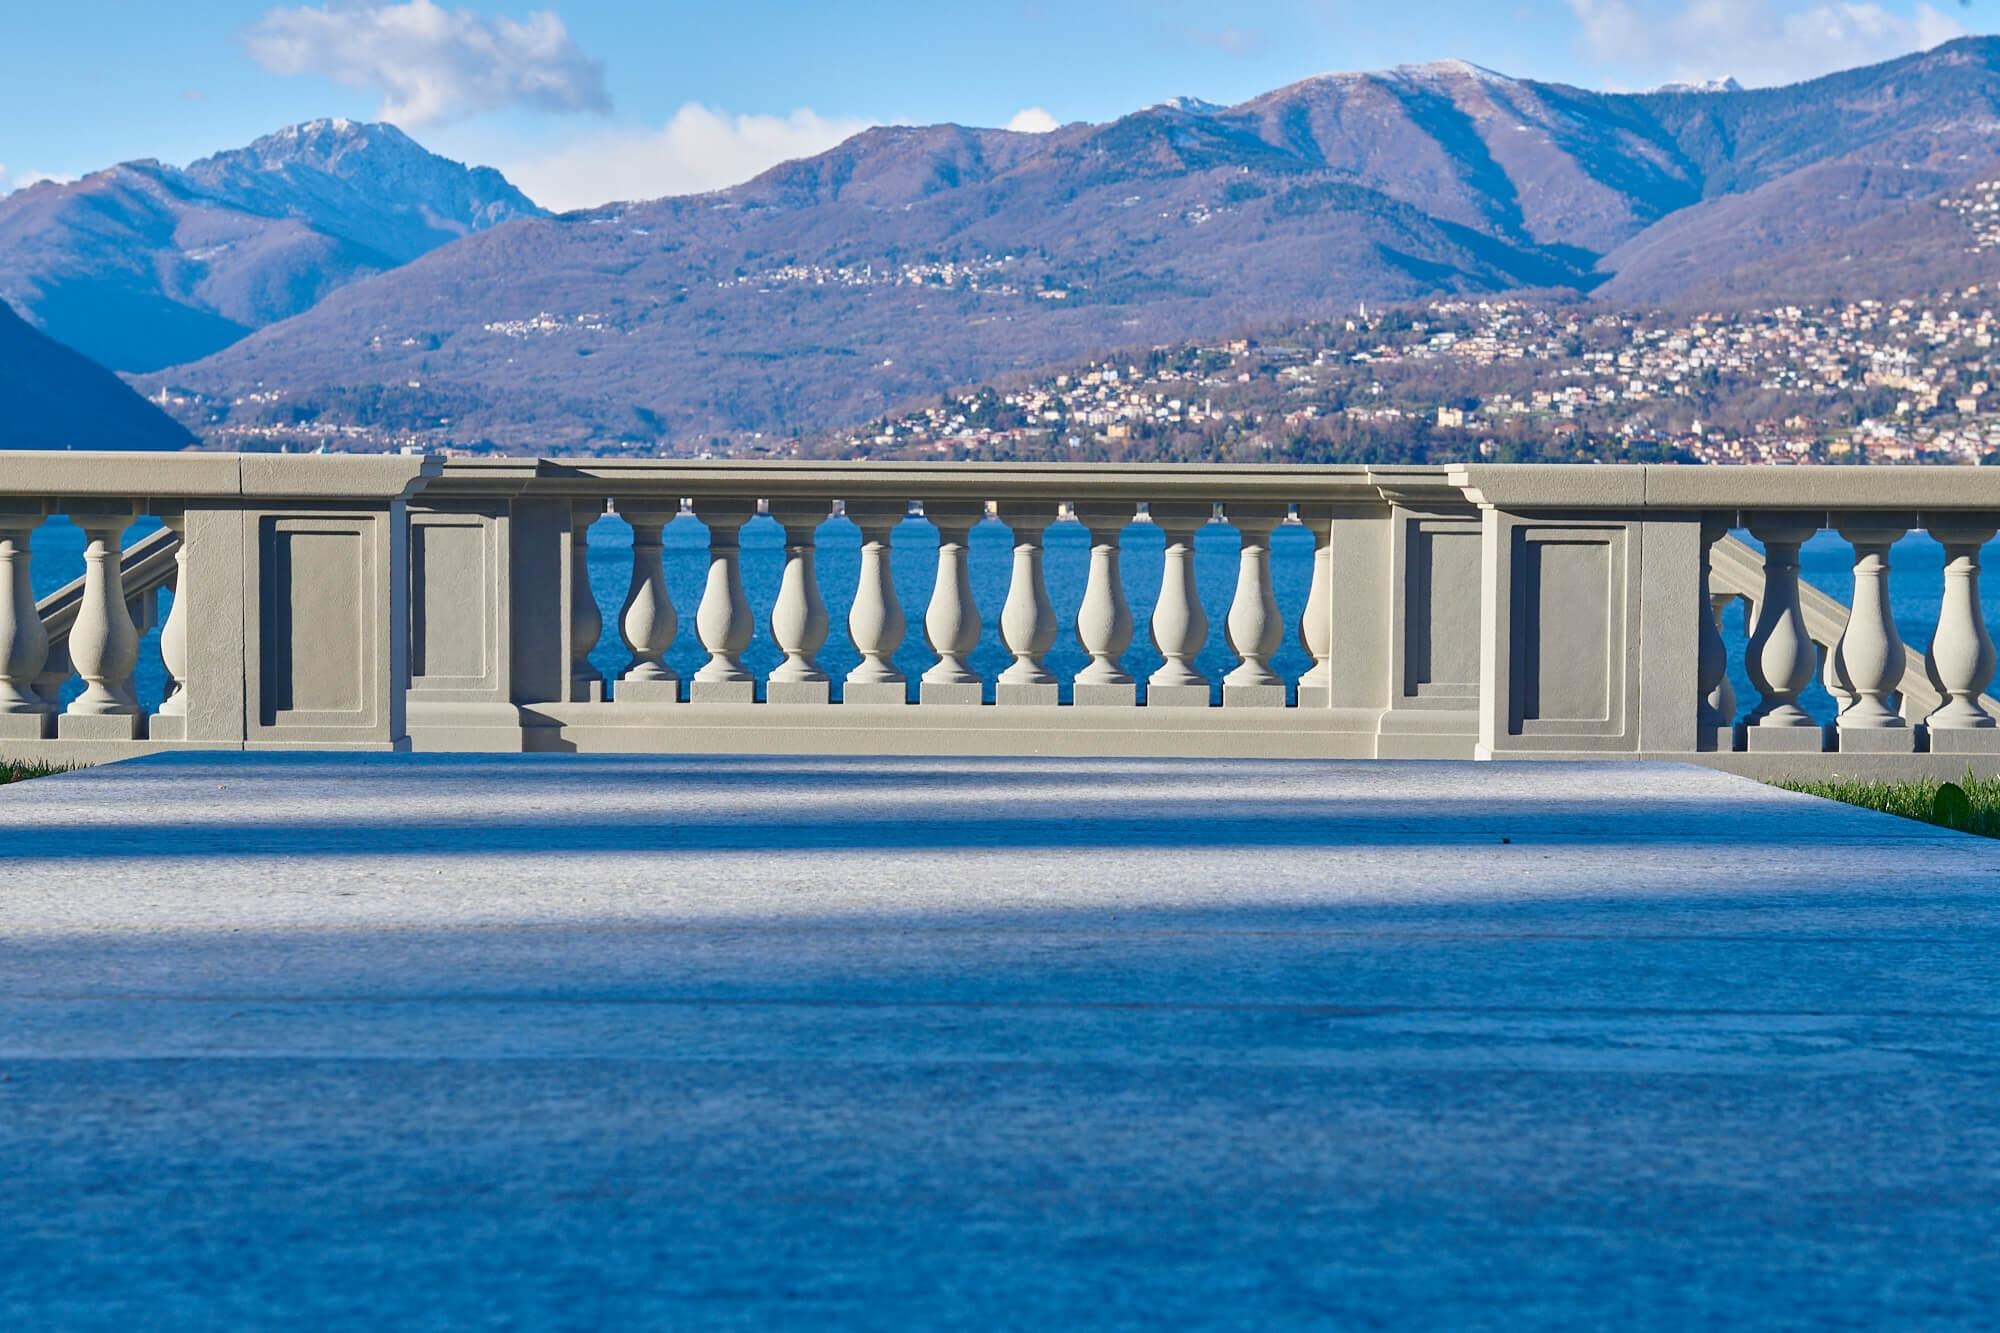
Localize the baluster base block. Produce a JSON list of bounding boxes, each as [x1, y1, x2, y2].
[[690, 680, 756, 705], [0, 712, 55, 740], [841, 682, 909, 706], [996, 682, 1058, 706], [1073, 683, 1137, 707], [766, 680, 831, 706], [1223, 684, 1288, 709], [1146, 684, 1211, 708], [1927, 725, 2000, 754], [1737, 723, 1826, 753], [615, 679, 681, 704], [1296, 685, 1331, 711], [147, 715, 187, 742], [569, 678, 605, 704], [920, 681, 983, 706], [1835, 723, 1917, 754], [57, 712, 145, 742]]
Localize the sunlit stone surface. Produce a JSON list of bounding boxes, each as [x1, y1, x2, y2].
[[3, 754, 1998, 1326]]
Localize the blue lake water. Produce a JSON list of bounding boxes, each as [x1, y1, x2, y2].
[[24, 513, 2000, 720]]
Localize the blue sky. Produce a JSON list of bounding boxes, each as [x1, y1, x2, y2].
[[1, 0, 1990, 209]]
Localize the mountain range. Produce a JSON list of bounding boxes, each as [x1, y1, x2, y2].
[[13, 38, 2000, 455], [0, 119, 542, 373]]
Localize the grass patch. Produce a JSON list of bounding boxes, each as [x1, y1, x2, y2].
[[1779, 772, 2000, 838], [1, 758, 72, 786]]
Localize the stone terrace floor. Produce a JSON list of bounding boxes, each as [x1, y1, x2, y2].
[[3, 754, 1999, 1328]]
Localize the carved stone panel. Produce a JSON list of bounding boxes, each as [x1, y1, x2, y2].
[[1403, 518, 1483, 703], [248, 512, 398, 745], [410, 514, 495, 691]]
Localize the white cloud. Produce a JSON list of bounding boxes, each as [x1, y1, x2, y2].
[[1568, 0, 1967, 88], [245, 0, 610, 127], [1005, 107, 1061, 133], [502, 104, 873, 211]]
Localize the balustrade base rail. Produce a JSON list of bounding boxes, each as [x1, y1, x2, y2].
[[7, 726, 2000, 781], [6, 455, 2000, 780]]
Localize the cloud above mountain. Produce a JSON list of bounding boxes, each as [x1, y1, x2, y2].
[[244, 0, 610, 126], [1006, 107, 1061, 133], [1569, 0, 1967, 88], [502, 104, 872, 211]]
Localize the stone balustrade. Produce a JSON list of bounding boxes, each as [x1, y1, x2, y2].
[[4, 453, 2000, 773]]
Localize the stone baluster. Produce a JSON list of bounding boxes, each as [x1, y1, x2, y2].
[[149, 513, 192, 740], [59, 509, 143, 740], [767, 501, 832, 704], [1832, 517, 1914, 751], [843, 502, 909, 705], [0, 511, 51, 739], [1145, 502, 1212, 708], [1924, 520, 2000, 752], [569, 506, 605, 702], [690, 498, 757, 703], [33, 643, 70, 713], [1295, 508, 1334, 710], [1738, 514, 1823, 752], [1223, 504, 1287, 707], [921, 503, 985, 705], [1707, 593, 1738, 728], [1821, 634, 1858, 716], [615, 504, 679, 703], [1072, 502, 1136, 705], [996, 504, 1059, 706], [1695, 518, 1730, 744]]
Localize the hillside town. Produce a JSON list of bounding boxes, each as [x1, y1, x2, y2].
[[802, 287, 2000, 467]]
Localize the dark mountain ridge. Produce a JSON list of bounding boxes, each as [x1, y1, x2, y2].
[[0, 298, 196, 451], [139, 37, 2000, 452]]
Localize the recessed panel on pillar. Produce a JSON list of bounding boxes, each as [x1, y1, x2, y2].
[[253, 515, 387, 743], [1517, 535, 1616, 727], [1405, 521, 1482, 702], [410, 516, 495, 690]]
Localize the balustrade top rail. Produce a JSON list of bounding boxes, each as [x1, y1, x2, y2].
[[2, 451, 1999, 772], [3, 452, 1999, 511], [417, 458, 2000, 515]]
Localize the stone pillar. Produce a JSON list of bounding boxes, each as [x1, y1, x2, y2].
[[767, 501, 832, 705], [843, 502, 909, 705], [996, 505, 1059, 706], [1223, 505, 1287, 707], [1738, 514, 1823, 752], [1071, 502, 1135, 706], [1144, 502, 1211, 708], [1295, 507, 1334, 710], [1924, 520, 2000, 753], [58, 508, 144, 740], [616, 505, 679, 703], [569, 505, 605, 703], [920, 503, 984, 705], [1833, 517, 1915, 752], [690, 498, 757, 703], [0, 509, 51, 739]]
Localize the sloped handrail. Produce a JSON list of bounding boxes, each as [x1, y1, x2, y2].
[[1708, 532, 1996, 720], [34, 526, 181, 649]]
